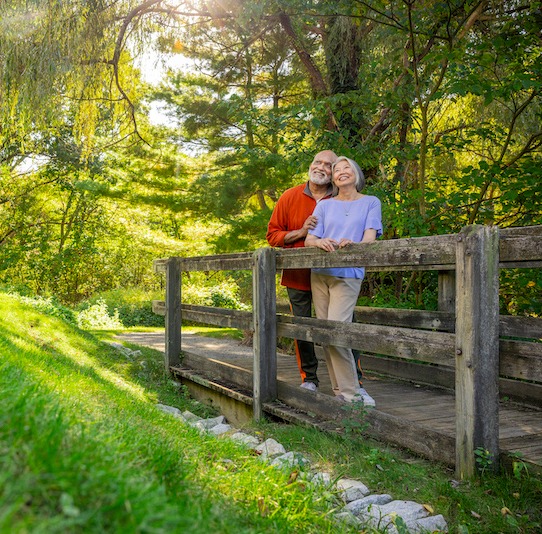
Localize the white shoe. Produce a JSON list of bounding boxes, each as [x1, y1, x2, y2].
[[300, 382, 317, 392], [358, 387, 376, 407]]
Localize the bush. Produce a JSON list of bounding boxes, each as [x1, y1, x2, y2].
[[76, 299, 124, 330], [78, 289, 165, 327]]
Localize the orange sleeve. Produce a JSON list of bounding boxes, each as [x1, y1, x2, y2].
[[266, 194, 289, 248]]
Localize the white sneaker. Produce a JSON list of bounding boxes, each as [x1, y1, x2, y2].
[[300, 382, 317, 392], [358, 387, 376, 407]]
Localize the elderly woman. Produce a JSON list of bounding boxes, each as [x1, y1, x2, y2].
[[305, 156, 382, 405]]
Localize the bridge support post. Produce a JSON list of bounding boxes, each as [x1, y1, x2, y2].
[[455, 225, 500, 478], [165, 257, 182, 371], [252, 247, 277, 420]]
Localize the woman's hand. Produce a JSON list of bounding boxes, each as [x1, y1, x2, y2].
[[306, 234, 338, 252], [338, 238, 354, 248]]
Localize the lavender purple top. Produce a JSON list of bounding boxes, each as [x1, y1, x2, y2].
[[308, 195, 383, 279]]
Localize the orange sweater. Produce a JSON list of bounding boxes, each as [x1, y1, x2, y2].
[[266, 182, 332, 291]]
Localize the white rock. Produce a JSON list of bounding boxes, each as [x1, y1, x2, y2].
[[270, 451, 310, 469], [230, 432, 260, 448], [182, 410, 202, 422], [407, 514, 448, 533], [334, 511, 362, 527], [362, 500, 428, 531], [156, 404, 185, 420], [345, 494, 393, 516], [193, 415, 226, 430], [336, 478, 371, 502], [108, 342, 132, 356], [255, 438, 286, 460], [208, 423, 232, 436]]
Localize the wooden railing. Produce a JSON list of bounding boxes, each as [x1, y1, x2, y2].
[[153, 224, 542, 478]]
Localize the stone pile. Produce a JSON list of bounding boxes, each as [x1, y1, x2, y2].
[[156, 403, 448, 533]]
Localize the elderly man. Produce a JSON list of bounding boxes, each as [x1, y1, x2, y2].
[[266, 151, 337, 391]]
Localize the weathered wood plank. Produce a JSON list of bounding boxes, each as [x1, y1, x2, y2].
[[361, 354, 542, 406], [275, 382, 456, 466], [500, 225, 542, 237], [153, 258, 168, 273], [180, 252, 253, 272], [455, 225, 500, 478], [252, 248, 277, 419], [152, 300, 165, 315], [156, 300, 542, 341], [276, 234, 457, 270], [500, 340, 542, 382], [438, 271, 456, 312], [500, 316, 542, 339], [277, 315, 455, 366], [181, 304, 253, 330], [353, 307, 455, 332], [500, 236, 542, 263], [165, 258, 182, 370]]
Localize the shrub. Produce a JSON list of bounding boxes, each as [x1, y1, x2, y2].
[[78, 289, 164, 327], [76, 299, 124, 330]]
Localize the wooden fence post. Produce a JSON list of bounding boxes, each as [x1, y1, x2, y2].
[[165, 257, 182, 371], [252, 247, 277, 420], [438, 270, 456, 312], [455, 225, 500, 478]]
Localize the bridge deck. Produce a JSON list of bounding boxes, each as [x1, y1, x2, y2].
[[119, 331, 542, 468]]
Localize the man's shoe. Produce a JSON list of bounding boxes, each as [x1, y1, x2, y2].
[[358, 387, 376, 407], [300, 382, 317, 392]]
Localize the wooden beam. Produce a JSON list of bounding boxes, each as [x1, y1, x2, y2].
[[438, 270, 456, 313], [455, 225, 500, 478], [276, 234, 457, 270], [277, 315, 455, 366], [252, 248, 277, 420], [165, 258, 182, 370]]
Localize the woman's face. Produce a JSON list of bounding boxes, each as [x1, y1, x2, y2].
[[333, 160, 356, 189]]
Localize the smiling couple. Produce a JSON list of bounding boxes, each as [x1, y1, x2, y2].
[[266, 151, 382, 406]]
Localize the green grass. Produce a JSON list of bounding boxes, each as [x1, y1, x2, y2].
[[0, 294, 350, 533], [2, 292, 541, 533]]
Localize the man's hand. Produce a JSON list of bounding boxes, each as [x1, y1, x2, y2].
[[283, 215, 318, 245], [302, 215, 318, 233]]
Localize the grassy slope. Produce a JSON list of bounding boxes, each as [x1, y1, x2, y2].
[[0, 294, 347, 533], [2, 293, 541, 533]]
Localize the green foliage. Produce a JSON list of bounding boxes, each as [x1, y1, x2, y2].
[[500, 269, 542, 317], [79, 289, 165, 328], [474, 447, 495, 476], [76, 298, 124, 330], [340, 400, 369, 438], [182, 273, 250, 310]]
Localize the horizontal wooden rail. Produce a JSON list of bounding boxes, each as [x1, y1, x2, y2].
[[153, 228, 542, 275], [277, 315, 456, 366], [153, 301, 542, 340], [154, 252, 253, 273], [277, 234, 457, 271]]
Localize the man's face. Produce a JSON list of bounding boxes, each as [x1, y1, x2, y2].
[[309, 152, 335, 185]]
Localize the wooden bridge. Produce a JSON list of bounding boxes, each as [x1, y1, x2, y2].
[[152, 224, 542, 479]]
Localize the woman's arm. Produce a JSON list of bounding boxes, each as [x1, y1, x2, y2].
[[338, 228, 378, 248], [305, 233, 339, 252]]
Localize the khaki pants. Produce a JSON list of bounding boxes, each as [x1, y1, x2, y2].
[[311, 272, 362, 401]]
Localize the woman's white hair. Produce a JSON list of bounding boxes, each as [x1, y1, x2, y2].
[[332, 156, 366, 193]]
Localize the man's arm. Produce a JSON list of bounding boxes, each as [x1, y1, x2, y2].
[[283, 215, 317, 245], [267, 189, 317, 247]]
